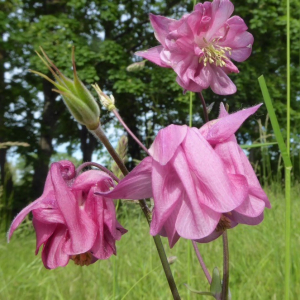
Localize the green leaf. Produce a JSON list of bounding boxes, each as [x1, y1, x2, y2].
[[258, 75, 292, 168], [184, 284, 215, 297], [210, 267, 222, 295]]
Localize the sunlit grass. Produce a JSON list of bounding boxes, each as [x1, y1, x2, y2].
[[1, 185, 299, 300]]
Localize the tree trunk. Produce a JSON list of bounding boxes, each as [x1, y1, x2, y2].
[[31, 79, 58, 198]]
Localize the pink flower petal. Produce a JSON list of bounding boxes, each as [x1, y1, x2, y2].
[[157, 205, 181, 248], [33, 218, 57, 255], [200, 104, 262, 144], [209, 64, 237, 95], [182, 128, 247, 212], [234, 194, 265, 218], [206, 0, 234, 40], [171, 147, 221, 239], [150, 159, 184, 236], [33, 207, 65, 224], [41, 225, 69, 269], [230, 210, 264, 225], [149, 124, 187, 165], [149, 14, 175, 46], [96, 156, 153, 200], [72, 170, 114, 192], [51, 163, 97, 255], [135, 46, 169, 67]]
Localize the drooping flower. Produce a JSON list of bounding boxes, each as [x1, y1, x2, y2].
[[199, 103, 271, 229], [136, 0, 253, 95], [8, 161, 127, 269], [97, 125, 249, 247], [97, 105, 270, 246]]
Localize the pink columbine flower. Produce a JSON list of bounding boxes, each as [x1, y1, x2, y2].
[[98, 125, 250, 247], [136, 0, 253, 95], [8, 161, 127, 269]]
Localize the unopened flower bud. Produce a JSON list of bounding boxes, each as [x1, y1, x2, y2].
[[31, 47, 100, 130], [92, 84, 116, 111], [126, 60, 146, 72]]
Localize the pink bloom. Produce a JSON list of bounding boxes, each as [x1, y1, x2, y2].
[[98, 125, 249, 247], [199, 104, 271, 230], [8, 161, 127, 269], [136, 0, 253, 95]]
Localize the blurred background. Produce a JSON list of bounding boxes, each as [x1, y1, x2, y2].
[[0, 0, 299, 299]]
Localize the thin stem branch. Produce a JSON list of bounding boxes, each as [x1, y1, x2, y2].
[[91, 125, 129, 176], [153, 235, 181, 299], [221, 231, 229, 300], [89, 124, 180, 300], [285, 0, 291, 299], [192, 241, 212, 284], [76, 162, 120, 182], [113, 109, 150, 155], [189, 92, 193, 127], [285, 167, 291, 300], [199, 92, 209, 123]]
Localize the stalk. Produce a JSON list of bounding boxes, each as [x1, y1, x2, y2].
[[199, 92, 209, 123], [221, 232, 229, 300], [192, 241, 212, 284], [90, 124, 180, 300], [286, 1, 291, 297]]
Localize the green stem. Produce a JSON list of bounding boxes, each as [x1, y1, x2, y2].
[[221, 231, 229, 300], [286, 0, 291, 297], [153, 235, 181, 299], [199, 92, 209, 123], [286, 0, 290, 155], [90, 124, 180, 300], [285, 167, 291, 300], [187, 241, 191, 300], [189, 92, 193, 127], [113, 256, 117, 299]]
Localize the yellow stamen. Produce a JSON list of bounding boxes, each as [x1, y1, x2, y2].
[[199, 37, 232, 68]]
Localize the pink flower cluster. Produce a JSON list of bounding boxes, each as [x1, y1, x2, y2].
[[99, 104, 270, 247], [136, 0, 253, 95], [8, 161, 126, 269]]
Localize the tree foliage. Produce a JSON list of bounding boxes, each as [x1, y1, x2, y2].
[[0, 0, 299, 212]]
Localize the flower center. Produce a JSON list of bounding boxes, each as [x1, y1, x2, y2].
[[71, 251, 93, 266], [216, 214, 232, 232], [199, 38, 232, 67]]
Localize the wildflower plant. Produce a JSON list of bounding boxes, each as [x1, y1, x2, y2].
[[9, 1, 280, 299]]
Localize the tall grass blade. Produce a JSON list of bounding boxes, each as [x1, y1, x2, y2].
[[258, 76, 291, 168], [240, 142, 278, 149], [258, 75, 292, 300]]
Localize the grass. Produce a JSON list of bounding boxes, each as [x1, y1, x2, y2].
[[0, 184, 299, 300]]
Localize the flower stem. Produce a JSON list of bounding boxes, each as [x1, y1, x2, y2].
[[76, 162, 120, 182], [113, 109, 150, 155], [221, 231, 229, 300], [91, 125, 129, 176], [153, 235, 181, 299], [199, 92, 209, 123], [189, 92, 193, 127], [90, 124, 180, 300], [192, 241, 212, 284]]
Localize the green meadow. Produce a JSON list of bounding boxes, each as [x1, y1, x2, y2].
[[1, 184, 299, 300]]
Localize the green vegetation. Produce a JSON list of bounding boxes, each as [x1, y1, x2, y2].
[[1, 185, 299, 300]]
